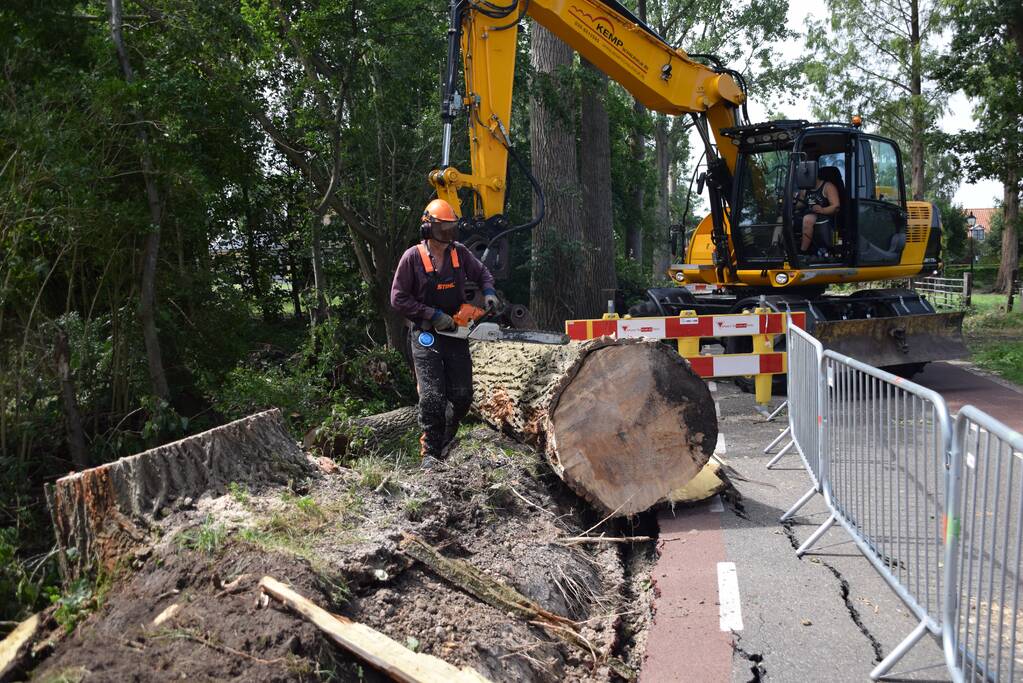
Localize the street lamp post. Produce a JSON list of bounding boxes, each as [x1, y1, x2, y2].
[[966, 211, 977, 275]]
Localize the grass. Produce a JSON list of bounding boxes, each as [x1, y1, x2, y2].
[[963, 294, 1023, 386], [235, 490, 358, 594], [176, 516, 228, 556]]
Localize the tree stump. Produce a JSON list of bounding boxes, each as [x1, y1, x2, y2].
[[470, 338, 717, 516], [47, 409, 311, 578]]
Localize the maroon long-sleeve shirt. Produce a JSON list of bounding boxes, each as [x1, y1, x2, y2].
[[390, 241, 495, 323]]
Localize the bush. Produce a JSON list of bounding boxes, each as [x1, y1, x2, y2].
[[210, 364, 331, 432]]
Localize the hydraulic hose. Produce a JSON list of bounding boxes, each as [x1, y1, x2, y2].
[[480, 143, 545, 267]]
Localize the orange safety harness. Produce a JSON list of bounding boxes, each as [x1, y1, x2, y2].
[[416, 243, 460, 273]]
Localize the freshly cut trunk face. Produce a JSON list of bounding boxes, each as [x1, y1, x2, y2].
[[550, 344, 714, 515], [470, 338, 717, 517]]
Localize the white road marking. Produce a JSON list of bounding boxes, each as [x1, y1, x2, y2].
[[709, 496, 724, 513], [715, 401, 721, 418], [717, 562, 744, 632], [708, 381, 717, 392], [714, 434, 726, 455]]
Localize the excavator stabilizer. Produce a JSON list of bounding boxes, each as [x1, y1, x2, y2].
[[813, 311, 968, 369]]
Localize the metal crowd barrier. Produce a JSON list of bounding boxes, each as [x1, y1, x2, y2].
[[776, 346, 954, 679], [943, 406, 1023, 683], [775, 325, 824, 523]]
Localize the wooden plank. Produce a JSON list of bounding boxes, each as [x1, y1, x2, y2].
[[0, 613, 40, 681], [257, 576, 491, 683]]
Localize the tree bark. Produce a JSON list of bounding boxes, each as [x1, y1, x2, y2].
[[652, 113, 672, 279], [909, 0, 926, 201], [626, 0, 648, 263], [578, 59, 618, 318], [311, 212, 330, 322], [107, 0, 170, 401], [242, 181, 270, 321], [995, 157, 1020, 294], [304, 405, 419, 462], [529, 25, 586, 329], [470, 338, 717, 516], [55, 326, 89, 470], [628, 101, 647, 262], [48, 409, 312, 578]]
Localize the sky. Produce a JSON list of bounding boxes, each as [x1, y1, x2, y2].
[[691, 0, 1003, 209]]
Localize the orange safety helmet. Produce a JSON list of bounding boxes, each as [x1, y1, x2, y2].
[[421, 198, 459, 241], [422, 198, 458, 223]]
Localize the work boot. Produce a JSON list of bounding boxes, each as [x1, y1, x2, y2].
[[440, 421, 463, 458], [419, 431, 445, 465], [420, 455, 443, 471]]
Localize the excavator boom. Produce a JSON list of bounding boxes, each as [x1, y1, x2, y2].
[[430, 0, 744, 221]]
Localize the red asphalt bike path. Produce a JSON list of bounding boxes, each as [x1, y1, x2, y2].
[[640, 501, 733, 683], [914, 362, 1023, 432]]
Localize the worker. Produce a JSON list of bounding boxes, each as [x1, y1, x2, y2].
[[795, 167, 842, 254], [390, 198, 498, 465]]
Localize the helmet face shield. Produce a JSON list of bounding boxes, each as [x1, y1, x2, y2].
[[429, 219, 458, 243]]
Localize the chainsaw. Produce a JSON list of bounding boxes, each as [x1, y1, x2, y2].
[[434, 303, 568, 344]]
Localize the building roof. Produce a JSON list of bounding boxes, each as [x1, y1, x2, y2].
[[964, 207, 996, 233]]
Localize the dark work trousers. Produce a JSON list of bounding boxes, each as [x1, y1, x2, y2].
[[411, 332, 472, 458]]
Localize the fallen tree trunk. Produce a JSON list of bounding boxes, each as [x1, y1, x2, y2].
[[470, 338, 716, 516], [48, 409, 311, 578], [304, 406, 420, 461]]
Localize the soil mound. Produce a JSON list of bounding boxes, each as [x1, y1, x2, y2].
[[28, 425, 655, 682]]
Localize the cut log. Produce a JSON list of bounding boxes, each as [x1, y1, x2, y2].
[[258, 576, 491, 683], [470, 338, 716, 516], [303, 406, 419, 461], [49, 409, 311, 578], [0, 614, 40, 682]]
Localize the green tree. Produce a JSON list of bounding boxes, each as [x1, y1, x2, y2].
[[804, 0, 948, 200], [936, 199, 969, 263], [934, 0, 1022, 293], [639, 0, 798, 274]]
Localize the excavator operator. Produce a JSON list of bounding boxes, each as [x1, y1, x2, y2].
[[390, 199, 499, 465]]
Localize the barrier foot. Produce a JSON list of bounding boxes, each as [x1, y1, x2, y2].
[[766, 439, 794, 469], [765, 400, 788, 422], [763, 426, 791, 454], [869, 619, 929, 680], [780, 486, 817, 522], [795, 514, 835, 558]]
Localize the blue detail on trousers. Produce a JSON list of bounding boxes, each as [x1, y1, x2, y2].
[[411, 332, 472, 458]]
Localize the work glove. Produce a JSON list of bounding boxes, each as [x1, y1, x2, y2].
[[483, 293, 500, 314], [432, 311, 456, 331]]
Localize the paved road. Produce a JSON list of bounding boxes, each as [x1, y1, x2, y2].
[[641, 382, 954, 682], [913, 362, 1023, 432]]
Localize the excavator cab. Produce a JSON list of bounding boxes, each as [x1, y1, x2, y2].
[[725, 121, 915, 274]]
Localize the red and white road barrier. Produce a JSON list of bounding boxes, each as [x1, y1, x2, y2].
[[564, 310, 806, 403], [565, 311, 801, 344]]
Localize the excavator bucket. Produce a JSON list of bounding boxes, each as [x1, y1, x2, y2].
[[813, 311, 968, 369]]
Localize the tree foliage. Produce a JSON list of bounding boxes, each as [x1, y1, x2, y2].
[[803, 0, 954, 200], [933, 0, 1022, 292]]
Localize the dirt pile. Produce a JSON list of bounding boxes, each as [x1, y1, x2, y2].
[[26, 424, 656, 682]]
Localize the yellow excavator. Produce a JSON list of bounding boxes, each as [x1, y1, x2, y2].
[[428, 0, 967, 373]]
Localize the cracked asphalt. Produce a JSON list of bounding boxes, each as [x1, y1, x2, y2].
[[705, 382, 949, 682]]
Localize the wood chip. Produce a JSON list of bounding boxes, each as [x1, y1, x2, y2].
[[152, 604, 181, 627]]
